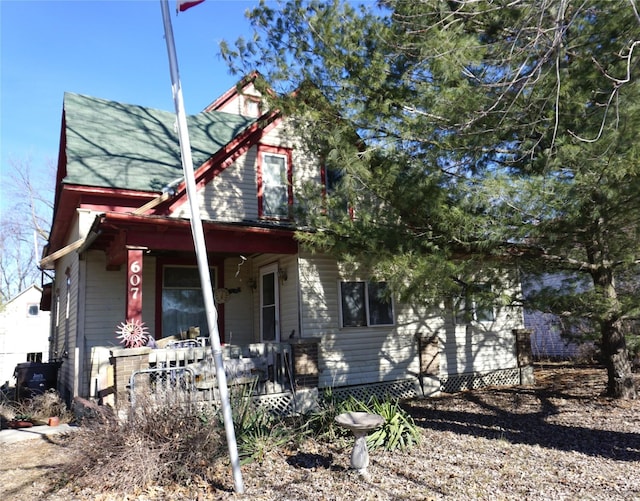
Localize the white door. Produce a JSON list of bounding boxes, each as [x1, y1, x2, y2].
[[260, 264, 280, 342]]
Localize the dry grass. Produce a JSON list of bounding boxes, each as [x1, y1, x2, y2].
[[1, 363, 639, 500], [0, 389, 72, 426]]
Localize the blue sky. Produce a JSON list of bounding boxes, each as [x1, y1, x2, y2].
[[0, 0, 257, 204]]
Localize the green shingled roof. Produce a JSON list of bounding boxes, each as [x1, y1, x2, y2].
[[63, 92, 258, 192]]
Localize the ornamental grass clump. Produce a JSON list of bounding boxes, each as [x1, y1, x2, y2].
[[304, 391, 421, 452], [339, 395, 421, 451], [225, 381, 295, 464]]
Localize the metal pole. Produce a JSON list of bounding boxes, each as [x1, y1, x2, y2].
[[159, 0, 244, 493]]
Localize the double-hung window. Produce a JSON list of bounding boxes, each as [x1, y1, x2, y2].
[[260, 147, 292, 218], [340, 281, 394, 327]]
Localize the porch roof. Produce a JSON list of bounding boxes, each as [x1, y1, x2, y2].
[[84, 212, 299, 268]]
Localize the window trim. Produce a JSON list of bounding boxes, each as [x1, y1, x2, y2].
[[257, 145, 293, 219], [155, 258, 225, 340], [259, 263, 280, 342], [26, 303, 39, 317], [243, 96, 262, 117], [338, 280, 395, 328]]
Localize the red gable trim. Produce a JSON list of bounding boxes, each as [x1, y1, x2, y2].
[[204, 71, 262, 112], [162, 110, 282, 216]]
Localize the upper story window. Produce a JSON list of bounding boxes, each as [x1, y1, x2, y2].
[[323, 165, 343, 195], [339, 281, 394, 327], [258, 146, 293, 219], [27, 352, 43, 363], [243, 97, 261, 117], [454, 283, 495, 324], [321, 164, 352, 219], [27, 303, 39, 317]]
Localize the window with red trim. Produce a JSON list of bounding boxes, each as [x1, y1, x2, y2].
[[258, 146, 293, 219]]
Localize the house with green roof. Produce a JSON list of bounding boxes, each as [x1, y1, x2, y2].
[[39, 75, 531, 409]]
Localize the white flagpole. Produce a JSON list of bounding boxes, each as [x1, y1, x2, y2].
[[159, 0, 244, 494]]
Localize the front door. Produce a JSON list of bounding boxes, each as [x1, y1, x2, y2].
[[260, 263, 280, 342]]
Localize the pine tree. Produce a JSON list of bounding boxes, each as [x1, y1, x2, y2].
[[221, 0, 640, 398]]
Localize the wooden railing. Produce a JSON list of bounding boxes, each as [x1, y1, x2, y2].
[[147, 342, 293, 396]]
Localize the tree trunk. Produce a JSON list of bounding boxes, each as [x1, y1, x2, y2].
[[589, 258, 637, 399], [601, 319, 637, 399]]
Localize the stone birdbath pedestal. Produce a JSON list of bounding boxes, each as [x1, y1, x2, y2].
[[335, 411, 385, 475]]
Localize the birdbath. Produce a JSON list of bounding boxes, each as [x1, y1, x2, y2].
[[335, 411, 385, 475]]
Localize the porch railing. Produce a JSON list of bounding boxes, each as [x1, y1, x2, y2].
[[147, 342, 294, 397]]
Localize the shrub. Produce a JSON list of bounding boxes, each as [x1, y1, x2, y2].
[[0, 389, 71, 425], [302, 388, 350, 444], [56, 389, 225, 495]]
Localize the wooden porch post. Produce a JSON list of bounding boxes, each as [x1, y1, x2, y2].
[[126, 248, 144, 323]]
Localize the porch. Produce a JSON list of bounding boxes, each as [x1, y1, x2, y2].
[[106, 338, 320, 414]]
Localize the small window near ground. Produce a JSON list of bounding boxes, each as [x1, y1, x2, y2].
[[340, 281, 394, 327]]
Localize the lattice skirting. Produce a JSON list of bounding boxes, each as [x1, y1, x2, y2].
[[251, 380, 422, 414], [330, 379, 421, 403], [440, 368, 523, 394], [252, 388, 319, 416]]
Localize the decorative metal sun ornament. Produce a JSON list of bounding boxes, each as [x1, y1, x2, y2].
[[115, 319, 149, 348]]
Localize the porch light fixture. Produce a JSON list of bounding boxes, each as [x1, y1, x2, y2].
[[278, 268, 288, 283]]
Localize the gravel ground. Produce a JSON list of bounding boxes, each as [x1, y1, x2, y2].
[[2, 363, 639, 500]]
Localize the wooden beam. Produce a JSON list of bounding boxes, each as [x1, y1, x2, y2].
[[133, 191, 173, 215], [106, 231, 127, 269], [39, 238, 86, 270]]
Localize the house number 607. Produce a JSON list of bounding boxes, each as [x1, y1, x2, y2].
[[129, 260, 141, 299]]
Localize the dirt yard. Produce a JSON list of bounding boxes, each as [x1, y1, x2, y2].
[[1, 363, 639, 500]]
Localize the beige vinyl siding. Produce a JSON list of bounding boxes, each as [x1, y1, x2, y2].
[[249, 254, 299, 343], [171, 119, 321, 223], [221, 257, 255, 345], [299, 253, 525, 388], [439, 287, 522, 377], [260, 121, 296, 149], [173, 147, 259, 222], [214, 84, 262, 116], [51, 208, 90, 402], [53, 250, 79, 403], [298, 253, 422, 388], [298, 253, 340, 338], [81, 251, 157, 397], [278, 254, 299, 339]]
